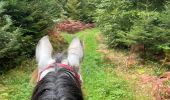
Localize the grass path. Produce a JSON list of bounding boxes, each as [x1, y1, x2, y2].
[[63, 28, 134, 100]]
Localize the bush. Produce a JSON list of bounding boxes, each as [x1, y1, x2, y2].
[[95, 0, 170, 60], [63, 0, 96, 23], [95, 0, 139, 48], [0, 0, 63, 72]]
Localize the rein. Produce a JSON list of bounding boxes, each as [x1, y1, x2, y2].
[[37, 63, 81, 84]]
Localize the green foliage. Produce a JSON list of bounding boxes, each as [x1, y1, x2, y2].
[[130, 0, 166, 11], [129, 11, 170, 56], [95, 0, 170, 59], [159, 3, 170, 51], [0, 59, 35, 100], [77, 0, 97, 23], [63, 0, 96, 23], [0, 0, 63, 72], [95, 0, 139, 48]]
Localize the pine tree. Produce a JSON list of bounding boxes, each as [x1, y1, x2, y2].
[[0, 0, 64, 72]]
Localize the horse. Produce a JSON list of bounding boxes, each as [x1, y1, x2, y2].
[[31, 36, 84, 100]]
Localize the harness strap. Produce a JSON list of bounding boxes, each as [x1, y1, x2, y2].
[[57, 63, 81, 81], [37, 63, 81, 84], [37, 64, 54, 82]]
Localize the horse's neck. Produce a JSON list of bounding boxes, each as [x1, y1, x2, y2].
[[32, 70, 83, 100]]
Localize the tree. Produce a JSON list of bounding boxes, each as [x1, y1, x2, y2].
[[0, 0, 63, 72]]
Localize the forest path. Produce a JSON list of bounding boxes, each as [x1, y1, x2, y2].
[[0, 28, 156, 100], [63, 28, 153, 100]]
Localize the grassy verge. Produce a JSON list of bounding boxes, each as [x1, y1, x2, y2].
[[0, 59, 36, 100], [97, 34, 169, 100]]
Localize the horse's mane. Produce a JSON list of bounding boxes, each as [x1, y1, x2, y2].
[[31, 66, 83, 100]]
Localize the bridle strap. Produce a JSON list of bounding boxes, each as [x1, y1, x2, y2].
[[57, 63, 80, 80], [37, 64, 54, 82], [37, 63, 81, 84]]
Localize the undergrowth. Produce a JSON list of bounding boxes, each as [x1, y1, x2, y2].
[[0, 59, 35, 100]]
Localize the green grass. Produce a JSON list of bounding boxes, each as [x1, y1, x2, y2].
[[0, 59, 36, 100], [0, 28, 134, 100], [63, 28, 134, 100]]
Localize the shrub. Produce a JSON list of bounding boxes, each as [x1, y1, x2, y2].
[[63, 0, 96, 23], [0, 0, 63, 72], [128, 11, 168, 58], [95, 0, 170, 60], [95, 0, 139, 48]]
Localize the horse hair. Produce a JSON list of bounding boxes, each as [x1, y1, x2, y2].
[[31, 65, 83, 100]]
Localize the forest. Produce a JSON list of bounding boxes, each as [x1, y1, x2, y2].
[[0, 0, 170, 100]]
